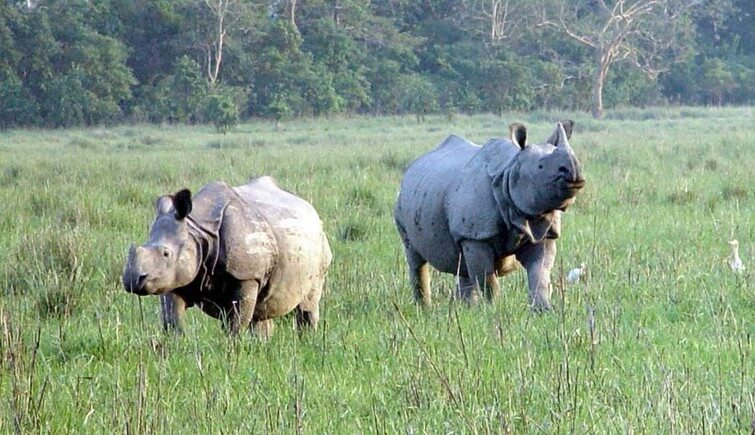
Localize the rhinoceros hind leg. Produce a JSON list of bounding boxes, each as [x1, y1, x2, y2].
[[484, 274, 501, 302], [404, 246, 431, 306], [252, 319, 274, 340], [295, 279, 323, 330], [295, 305, 319, 330], [495, 255, 520, 276]]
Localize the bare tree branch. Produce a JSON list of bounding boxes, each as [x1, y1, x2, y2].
[[488, 0, 515, 41], [558, 3, 597, 48], [455, 0, 519, 44], [546, 0, 695, 118], [202, 0, 246, 85]]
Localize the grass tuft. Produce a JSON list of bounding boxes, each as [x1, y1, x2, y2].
[[2, 229, 87, 297], [380, 152, 412, 172], [140, 135, 161, 146], [339, 221, 370, 241], [36, 285, 79, 319], [666, 189, 697, 205], [703, 159, 719, 171], [0, 166, 21, 186], [66, 137, 98, 150], [347, 186, 380, 210], [720, 185, 749, 200]]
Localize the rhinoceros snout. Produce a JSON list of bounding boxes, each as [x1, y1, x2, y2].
[[558, 160, 584, 181], [554, 146, 584, 186], [123, 244, 150, 295], [123, 272, 149, 295], [557, 165, 575, 182]]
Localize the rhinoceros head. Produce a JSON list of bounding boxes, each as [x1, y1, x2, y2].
[[122, 189, 200, 295], [505, 121, 585, 216]]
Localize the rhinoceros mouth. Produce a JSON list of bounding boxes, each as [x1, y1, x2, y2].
[[124, 273, 149, 295], [557, 177, 585, 202], [565, 178, 586, 190]]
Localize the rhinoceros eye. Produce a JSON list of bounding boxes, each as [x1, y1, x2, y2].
[[158, 245, 173, 259], [538, 164, 543, 170]]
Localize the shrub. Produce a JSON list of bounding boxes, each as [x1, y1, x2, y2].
[[0, 68, 39, 128], [141, 56, 208, 124], [398, 74, 439, 121], [205, 91, 239, 134], [268, 96, 294, 129]]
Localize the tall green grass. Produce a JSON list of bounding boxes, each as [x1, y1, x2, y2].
[[0, 107, 752, 432]]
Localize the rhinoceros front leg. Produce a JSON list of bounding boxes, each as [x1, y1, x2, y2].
[[460, 240, 500, 303], [252, 319, 274, 340], [160, 292, 186, 333], [515, 239, 556, 312], [456, 276, 479, 303], [230, 280, 260, 335], [404, 246, 432, 306]]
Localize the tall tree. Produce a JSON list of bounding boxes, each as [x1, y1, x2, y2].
[[201, 0, 241, 85], [109, 0, 186, 86], [285, 0, 298, 33], [0, 4, 39, 127], [454, 0, 520, 44], [42, 1, 136, 125], [540, 0, 697, 118]]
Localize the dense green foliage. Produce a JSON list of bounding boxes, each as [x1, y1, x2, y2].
[[0, 0, 753, 127], [0, 108, 753, 431]]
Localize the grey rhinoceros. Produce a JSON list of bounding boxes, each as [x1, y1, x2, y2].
[[394, 121, 584, 311], [122, 176, 332, 336]]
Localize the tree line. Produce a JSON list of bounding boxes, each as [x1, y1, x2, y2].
[[0, 0, 752, 129]]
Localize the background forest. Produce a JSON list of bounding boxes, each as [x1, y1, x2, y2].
[[0, 0, 752, 129]]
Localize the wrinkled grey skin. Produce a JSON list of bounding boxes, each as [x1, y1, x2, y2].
[[122, 176, 332, 336], [395, 122, 584, 311]]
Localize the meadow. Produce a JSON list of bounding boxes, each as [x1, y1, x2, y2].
[[0, 107, 752, 433]]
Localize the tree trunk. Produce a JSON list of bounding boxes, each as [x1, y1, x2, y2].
[[592, 52, 610, 119], [591, 71, 604, 119], [333, 0, 340, 27], [205, 0, 232, 85], [286, 0, 298, 33]]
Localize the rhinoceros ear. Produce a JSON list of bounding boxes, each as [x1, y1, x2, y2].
[[508, 122, 527, 149], [155, 195, 174, 215], [546, 120, 574, 147], [173, 189, 192, 220]]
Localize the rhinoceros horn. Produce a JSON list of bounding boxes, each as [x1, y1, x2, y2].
[[546, 119, 574, 146], [551, 121, 583, 186]]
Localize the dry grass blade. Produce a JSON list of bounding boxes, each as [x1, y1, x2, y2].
[[390, 300, 459, 407]]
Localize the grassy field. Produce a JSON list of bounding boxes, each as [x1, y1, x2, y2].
[[0, 107, 752, 433]]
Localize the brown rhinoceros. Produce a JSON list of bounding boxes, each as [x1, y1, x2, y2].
[[122, 176, 332, 336], [395, 121, 584, 311]]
